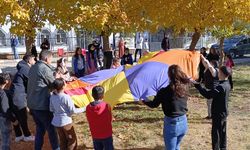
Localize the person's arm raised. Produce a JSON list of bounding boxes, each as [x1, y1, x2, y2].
[[201, 55, 217, 77]]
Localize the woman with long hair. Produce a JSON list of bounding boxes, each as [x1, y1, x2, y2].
[[86, 44, 98, 74], [142, 65, 190, 150], [207, 47, 219, 62], [72, 47, 86, 78]]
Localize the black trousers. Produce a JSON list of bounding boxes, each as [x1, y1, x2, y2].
[[134, 49, 142, 62], [104, 51, 113, 69], [13, 107, 31, 137], [228, 75, 233, 90], [212, 117, 227, 150]]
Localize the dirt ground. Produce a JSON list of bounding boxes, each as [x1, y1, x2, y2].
[[8, 64, 250, 150]]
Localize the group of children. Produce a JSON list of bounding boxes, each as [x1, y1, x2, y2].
[[50, 79, 113, 149], [0, 46, 234, 150]]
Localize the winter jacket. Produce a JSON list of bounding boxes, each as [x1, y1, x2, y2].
[[27, 61, 55, 110], [86, 101, 112, 139], [0, 89, 16, 122], [72, 55, 86, 73], [161, 37, 170, 51], [121, 54, 133, 65], [11, 38, 19, 47], [10, 60, 31, 109], [195, 80, 230, 119], [40, 41, 50, 50]]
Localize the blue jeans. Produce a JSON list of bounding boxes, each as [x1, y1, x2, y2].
[[93, 136, 114, 150], [163, 115, 188, 150], [0, 116, 11, 150], [31, 110, 59, 150], [11, 46, 19, 59]]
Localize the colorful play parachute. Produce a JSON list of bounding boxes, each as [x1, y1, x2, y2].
[[65, 49, 200, 108]]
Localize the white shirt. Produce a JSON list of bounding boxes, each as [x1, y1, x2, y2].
[[143, 41, 149, 50], [136, 37, 143, 49], [50, 92, 85, 127]]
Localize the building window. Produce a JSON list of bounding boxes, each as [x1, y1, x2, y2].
[[56, 30, 67, 44], [40, 29, 51, 44]]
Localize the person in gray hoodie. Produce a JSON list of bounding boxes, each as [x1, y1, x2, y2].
[[27, 50, 59, 150], [10, 54, 35, 142]]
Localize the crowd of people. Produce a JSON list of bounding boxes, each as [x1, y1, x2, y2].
[[0, 44, 234, 150], [69, 39, 149, 77]]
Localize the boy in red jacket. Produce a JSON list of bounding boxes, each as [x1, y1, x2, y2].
[[86, 86, 114, 150]]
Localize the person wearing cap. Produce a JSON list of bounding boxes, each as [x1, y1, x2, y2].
[[192, 64, 231, 150]]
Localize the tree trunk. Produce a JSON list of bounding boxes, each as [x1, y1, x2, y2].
[[101, 31, 112, 69], [219, 37, 225, 66], [189, 29, 201, 51], [25, 35, 35, 53], [102, 33, 110, 52]]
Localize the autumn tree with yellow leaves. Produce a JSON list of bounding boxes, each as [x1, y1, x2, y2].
[[139, 0, 250, 50], [0, 0, 250, 52], [0, 1, 47, 52], [48, 0, 150, 51]]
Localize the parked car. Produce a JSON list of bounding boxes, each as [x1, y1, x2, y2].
[[211, 36, 250, 58]]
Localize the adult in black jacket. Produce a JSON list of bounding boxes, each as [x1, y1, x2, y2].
[[10, 54, 35, 142], [31, 43, 38, 61], [40, 38, 50, 50], [161, 36, 170, 51], [193, 65, 231, 150]]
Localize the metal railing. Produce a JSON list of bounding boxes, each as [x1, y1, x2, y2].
[[0, 36, 218, 52]]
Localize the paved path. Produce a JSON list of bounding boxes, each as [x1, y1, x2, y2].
[[0, 57, 72, 74], [233, 55, 250, 65]]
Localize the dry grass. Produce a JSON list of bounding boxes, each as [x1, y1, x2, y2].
[[9, 64, 250, 150]]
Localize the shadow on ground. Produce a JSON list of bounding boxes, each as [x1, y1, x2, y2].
[[80, 145, 165, 150], [115, 117, 162, 123], [187, 117, 212, 124], [116, 145, 165, 150], [114, 103, 161, 112]]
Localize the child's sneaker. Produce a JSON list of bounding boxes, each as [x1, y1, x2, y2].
[[24, 135, 35, 142], [15, 136, 24, 142]]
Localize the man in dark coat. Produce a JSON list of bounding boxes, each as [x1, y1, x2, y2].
[[40, 38, 50, 51], [10, 54, 35, 142], [161, 36, 170, 51]]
